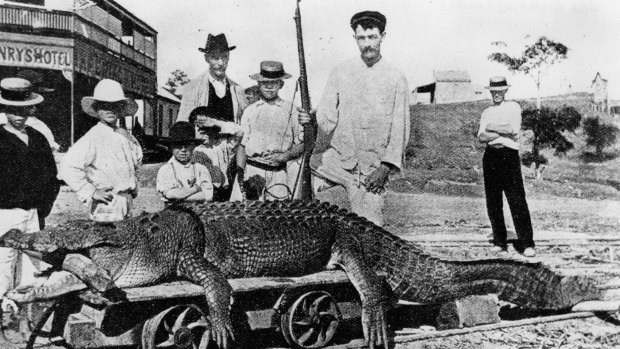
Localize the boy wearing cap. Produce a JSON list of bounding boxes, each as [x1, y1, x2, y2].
[[298, 11, 410, 226], [231, 61, 303, 201], [0, 77, 59, 323], [478, 76, 535, 257], [189, 106, 242, 201], [156, 121, 214, 203], [178, 33, 249, 124], [60, 79, 142, 222]]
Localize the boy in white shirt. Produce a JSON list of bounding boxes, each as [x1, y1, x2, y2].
[[157, 121, 214, 203]]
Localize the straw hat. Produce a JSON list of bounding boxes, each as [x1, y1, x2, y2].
[[249, 61, 292, 81], [485, 76, 511, 91], [0, 78, 44, 106], [81, 79, 138, 117]]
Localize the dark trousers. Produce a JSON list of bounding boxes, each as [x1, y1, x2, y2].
[[483, 147, 534, 251]]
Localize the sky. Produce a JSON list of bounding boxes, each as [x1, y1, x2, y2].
[[115, 0, 620, 102]]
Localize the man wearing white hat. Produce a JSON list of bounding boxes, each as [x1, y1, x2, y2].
[[478, 76, 535, 257], [60, 79, 142, 222], [0, 77, 59, 332]]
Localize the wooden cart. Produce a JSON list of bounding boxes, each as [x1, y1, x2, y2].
[[24, 270, 368, 349]]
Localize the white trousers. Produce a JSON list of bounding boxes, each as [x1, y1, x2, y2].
[[312, 149, 386, 227], [0, 208, 44, 297]]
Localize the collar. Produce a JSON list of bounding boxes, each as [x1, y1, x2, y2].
[[170, 157, 194, 168], [255, 97, 285, 107], [208, 73, 228, 86]]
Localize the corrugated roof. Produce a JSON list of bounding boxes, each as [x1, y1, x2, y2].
[[434, 70, 471, 82], [158, 87, 181, 103]]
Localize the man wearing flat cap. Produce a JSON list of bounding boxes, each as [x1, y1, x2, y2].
[[177, 33, 249, 125], [299, 10, 410, 227]]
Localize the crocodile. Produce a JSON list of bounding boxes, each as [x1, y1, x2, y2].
[[1, 200, 600, 349]]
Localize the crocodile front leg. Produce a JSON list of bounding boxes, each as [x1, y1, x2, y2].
[[329, 229, 392, 349], [177, 249, 234, 349]]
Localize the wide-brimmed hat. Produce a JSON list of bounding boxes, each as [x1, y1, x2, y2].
[[16, 69, 55, 93], [81, 79, 138, 117], [163, 121, 204, 146], [485, 76, 511, 91], [0, 77, 44, 107], [249, 61, 292, 81], [198, 33, 236, 54]]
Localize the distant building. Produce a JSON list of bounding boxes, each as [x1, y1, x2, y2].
[[413, 70, 485, 104], [0, 0, 157, 150], [591, 72, 609, 113], [150, 86, 180, 137]]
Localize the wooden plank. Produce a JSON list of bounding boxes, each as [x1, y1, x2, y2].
[[322, 312, 596, 349], [123, 270, 353, 302], [572, 300, 620, 312]]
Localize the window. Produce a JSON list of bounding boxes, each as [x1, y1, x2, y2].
[[6, 0, 45, 6]]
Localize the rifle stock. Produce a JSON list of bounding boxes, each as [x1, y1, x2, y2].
[[293, 0, 317, 201]]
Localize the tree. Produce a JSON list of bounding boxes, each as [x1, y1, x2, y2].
[[521, 105, 581, 166], [165, 69, 190, 97], [488, 36, 568, 110], [583, 115, 619, 157]]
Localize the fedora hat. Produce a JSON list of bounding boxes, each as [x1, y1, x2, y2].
[[163, 121, 204, 146], [486, 76, 510, 91], [16, 69, 55, 93], [249, 61, 292, 82], [0, 77, 44, 106], [198, 33, 236, 54], [81, 79, 138, 117]]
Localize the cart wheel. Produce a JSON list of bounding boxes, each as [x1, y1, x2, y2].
[[141, 304, 213, 349], [280, 291, 342, 349]]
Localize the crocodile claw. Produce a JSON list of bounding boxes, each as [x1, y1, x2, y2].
[[208, 308, 235, 349], [361, 303, 390, 349]]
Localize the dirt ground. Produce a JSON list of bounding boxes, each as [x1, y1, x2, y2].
[[7, 162, 620, 348]]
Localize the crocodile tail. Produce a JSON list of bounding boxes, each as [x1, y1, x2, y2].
[[358, 223, 600, 310]]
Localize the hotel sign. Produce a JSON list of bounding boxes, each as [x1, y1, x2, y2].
[[0, 42, 73, 70]]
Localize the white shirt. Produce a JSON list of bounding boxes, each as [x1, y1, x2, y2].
[[156, 157, 213, 201], [59, 122, 143, 204], [208, 73, 227, 98], [478, 101, 522, 150]]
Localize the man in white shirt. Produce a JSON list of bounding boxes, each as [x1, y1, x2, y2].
[[478, 76, 535, 257], [60, 79, 142, 222], [298, 11, 410, 226]]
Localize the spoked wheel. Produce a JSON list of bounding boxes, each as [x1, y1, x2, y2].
[[142, 304, 213, 349], [281, 291, 342, 349]]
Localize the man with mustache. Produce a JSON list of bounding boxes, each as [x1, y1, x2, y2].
[[299, 11, 410, 226]]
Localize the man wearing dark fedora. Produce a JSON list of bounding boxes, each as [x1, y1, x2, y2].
[[298, 11, 410, 228], [478, 76, 535, 257], [177, 33, 249, 125], [156, 121, 214, 203], [0, 77, 59, 331], [231, 61, 303, 201]]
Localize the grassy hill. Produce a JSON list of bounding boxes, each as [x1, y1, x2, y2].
[[399, 94, 620, 200]]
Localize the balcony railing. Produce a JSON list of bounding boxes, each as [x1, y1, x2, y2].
[[0, 4, 156, 72]]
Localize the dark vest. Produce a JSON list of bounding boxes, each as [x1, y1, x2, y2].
[[207, 80, 235, 123]]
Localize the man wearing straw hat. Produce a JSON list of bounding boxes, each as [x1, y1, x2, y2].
[[0, 77, 59, 332], [478, 76, 535, 257], [177, 33, 249, 125], [60, 79, 142, 222]]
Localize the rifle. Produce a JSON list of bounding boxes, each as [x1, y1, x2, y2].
[[292, 0, 317, 201]]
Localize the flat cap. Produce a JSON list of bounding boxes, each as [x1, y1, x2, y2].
[[350, 11, 386, 30]]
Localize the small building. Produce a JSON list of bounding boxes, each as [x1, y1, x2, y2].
[[413, 70, 485, 104], [591, 72, 609, 113], [149, 86, 180, 137]]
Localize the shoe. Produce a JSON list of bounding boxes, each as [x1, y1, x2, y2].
[[490, 245, 507, 253], [523, 247, 536, 257]]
